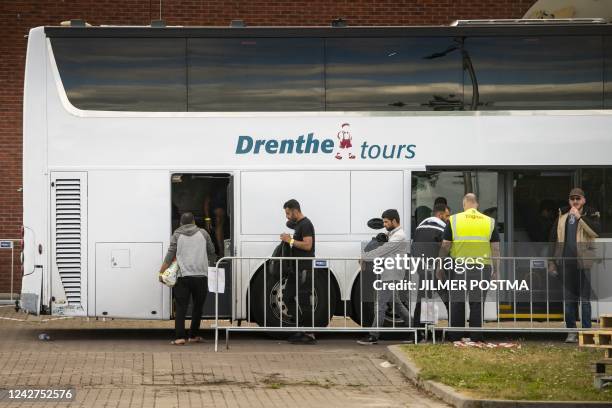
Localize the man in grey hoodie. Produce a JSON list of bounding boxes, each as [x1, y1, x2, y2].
[[159, 212, 216, 345]]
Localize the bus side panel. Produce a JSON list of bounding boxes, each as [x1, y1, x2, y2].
[[350, 170, 404, 234], [87, 170, 170, 319], [235, 170, 406, 320], [21, 27, 48, 315], [240, 170, 351, 235]]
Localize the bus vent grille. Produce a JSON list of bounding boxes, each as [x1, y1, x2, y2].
[[55, 178, 82, 306]]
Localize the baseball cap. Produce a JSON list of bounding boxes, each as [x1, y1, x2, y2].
[[569, 187, 585, 198]]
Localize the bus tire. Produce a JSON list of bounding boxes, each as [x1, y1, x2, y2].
[[350, 272, 412, 332], [350, 273, 374, 327], [249, 263, 337, 331]]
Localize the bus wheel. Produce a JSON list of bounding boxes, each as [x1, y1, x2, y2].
[[249, 264, 337, 330], [350, 273, 374, 327], [350, 273, 412, 330]]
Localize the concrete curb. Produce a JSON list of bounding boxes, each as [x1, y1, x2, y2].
[[386, 345, 612, 408]]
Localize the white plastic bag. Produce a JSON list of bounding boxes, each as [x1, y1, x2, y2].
[[420, 298, 439, 324], [159, 260, 179, 287], [208, 267, 225, 293]]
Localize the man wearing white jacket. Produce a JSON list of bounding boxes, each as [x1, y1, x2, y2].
[[358, 209, 411, 345]]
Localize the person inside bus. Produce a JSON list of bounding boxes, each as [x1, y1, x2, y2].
[[527, 199, 556, 243], [358, 209, 412, 345], [434, 196, 448, 207], [279, 199, 317, 344], [204, 178, 228, 257], [412, 197, 448, 237], [548, 188, 601, 343], [159, 212, 216, 345]]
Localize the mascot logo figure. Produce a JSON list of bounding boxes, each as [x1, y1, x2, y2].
[[335, 122, 356, 160]]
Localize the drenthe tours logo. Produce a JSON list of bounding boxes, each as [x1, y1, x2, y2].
[[235, 123, 416, 160]]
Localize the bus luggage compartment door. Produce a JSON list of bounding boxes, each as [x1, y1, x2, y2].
[[95, 242, 164, 319]]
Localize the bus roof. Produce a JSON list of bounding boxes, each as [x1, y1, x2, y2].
[[43, 22, 612, 38]]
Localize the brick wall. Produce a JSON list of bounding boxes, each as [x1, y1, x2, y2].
[[0, 0, 533, 294]]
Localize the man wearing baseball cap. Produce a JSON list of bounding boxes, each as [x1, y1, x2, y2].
[[549, 187, 601, 343]]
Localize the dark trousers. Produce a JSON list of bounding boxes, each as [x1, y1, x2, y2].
[[448, 266, 491, 341], [561, 263, 592, 329], [284, 268, 314, 327], [174, 276, 208, 340]]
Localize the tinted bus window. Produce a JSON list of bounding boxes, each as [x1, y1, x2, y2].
[[325, 38, 463, 111], [188, 38, 324, 111], [411, 171, 498, 232], [580, 168, 612, 237], [51, 38, 187, 111], [464, 36, 603, 110], [605, 36, 612, 109]]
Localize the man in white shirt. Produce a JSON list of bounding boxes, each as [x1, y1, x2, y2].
[[358, 209, 411, 345]]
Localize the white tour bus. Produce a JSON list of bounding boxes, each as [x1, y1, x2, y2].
[[20, 21, 612, 326]]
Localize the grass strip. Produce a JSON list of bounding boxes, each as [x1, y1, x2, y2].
[[401, 343, 612, 401]]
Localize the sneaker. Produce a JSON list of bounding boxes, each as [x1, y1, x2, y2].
[[357, 335, 378, 345], [565, 333, 578, 343], [288, 333, 317, 344]]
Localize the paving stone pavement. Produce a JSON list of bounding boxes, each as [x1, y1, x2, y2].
[[0, 307, 448, 407]]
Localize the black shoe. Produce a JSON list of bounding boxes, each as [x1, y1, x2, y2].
[[357, 335, 378, 345], [288, 333, 317, 344]]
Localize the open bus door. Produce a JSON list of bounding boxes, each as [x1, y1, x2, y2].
[[170, 173, 233, 319], [500, 170, 574, 320]]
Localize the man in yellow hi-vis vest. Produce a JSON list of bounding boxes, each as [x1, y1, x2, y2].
[[436, 193, 500, 342]]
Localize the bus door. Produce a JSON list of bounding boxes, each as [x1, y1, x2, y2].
[[170, 173, 233, 319], [505, 170, 573, 320], [412, 170, 500, 321]]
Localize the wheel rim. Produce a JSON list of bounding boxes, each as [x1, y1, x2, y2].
[[269, 278, 319, 326]]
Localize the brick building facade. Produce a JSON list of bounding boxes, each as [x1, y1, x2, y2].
[[0, 0, 533, 294]]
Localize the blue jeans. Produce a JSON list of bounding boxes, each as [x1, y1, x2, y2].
[[562, 264, 592, 329]]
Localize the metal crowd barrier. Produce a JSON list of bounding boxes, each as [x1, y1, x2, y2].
[[212, 253, 612, 351], [430, 255, 610, 343], [0, 239, 18, 304], [213, 256, 423, 352]]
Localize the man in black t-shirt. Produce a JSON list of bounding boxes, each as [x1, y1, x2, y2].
[[412, 203, 451, 338], [280, 199, 317, 344]]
